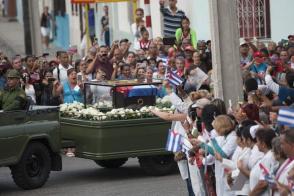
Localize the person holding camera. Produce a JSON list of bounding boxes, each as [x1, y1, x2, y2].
[[40, 70, 60, 106], [86, 46, 113, 80]]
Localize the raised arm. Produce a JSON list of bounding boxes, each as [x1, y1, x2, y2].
[[86, 54, 98, 74]]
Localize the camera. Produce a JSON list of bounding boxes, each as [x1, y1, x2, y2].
[[48, 77, 56, 83]]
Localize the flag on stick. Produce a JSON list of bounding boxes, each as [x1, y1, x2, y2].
[[166, 130, 182, 152], [277, 108, 294, 127]]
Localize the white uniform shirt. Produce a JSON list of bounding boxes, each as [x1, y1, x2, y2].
[[221, 147, 251, 195], [214, 131, 238, 196], [249, 150, 278, 196], [53, 64, 73, 84], [248, 145, 264, 170]]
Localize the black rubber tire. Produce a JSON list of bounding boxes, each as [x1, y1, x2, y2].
[[94, 158, 128, 169], [10, 142, 51, 190], [138, 155, 177, 176]]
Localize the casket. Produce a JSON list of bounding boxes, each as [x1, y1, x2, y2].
[[83, 80, 162, 108]]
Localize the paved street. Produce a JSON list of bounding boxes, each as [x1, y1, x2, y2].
[[0, 157, 186, 196]]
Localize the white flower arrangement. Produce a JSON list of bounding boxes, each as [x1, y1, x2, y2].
[[156, 96, 172, 108], [60, 102, 175, 121], [93, 100, 113, 109]]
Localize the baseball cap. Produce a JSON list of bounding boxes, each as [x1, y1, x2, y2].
[[191, 98, 211, 109], [253, 51, 263, 58], [6, 69, 21, 79], [239, 38, 248, 46]]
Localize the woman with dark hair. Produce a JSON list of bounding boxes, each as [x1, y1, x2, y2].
[[40, 70, 60, 106], [216, 123, 251, 195], [53, 68, 83, 103], [211, 98, 227, 115], [236, 124, 263, 195], [134, 27, 151, 51], [152, 60, 166, 81], [175, 16, 197, 50], [249, 128, 278, 196], [117, 64, 134, 80]]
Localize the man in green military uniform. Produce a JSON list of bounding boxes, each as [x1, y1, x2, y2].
[[0, 69, 27, 111]]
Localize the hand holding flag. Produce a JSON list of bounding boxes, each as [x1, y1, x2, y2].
[[166, 71, 183, 87]]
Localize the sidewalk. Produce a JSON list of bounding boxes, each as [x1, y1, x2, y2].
[[0, 17, 25, 58], [0, 17, 62, 59]]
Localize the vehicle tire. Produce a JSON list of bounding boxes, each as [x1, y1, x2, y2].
[[138, 155, 177, 176], [94, 158, 128, 169], [10, 142, 51, 190]]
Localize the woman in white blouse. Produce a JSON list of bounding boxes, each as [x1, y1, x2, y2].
[[249, 128, 278, 196], [237, 124, 264, 196], [191, 115, 238, 196], [22, 72, 36, 104], [215, 123, 251, 195]]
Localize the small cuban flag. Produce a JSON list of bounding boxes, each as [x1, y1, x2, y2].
[[181, 136, 193, 154], [166, 129, 182, 152], [166, 71, 183, 86], [277, 108, 294, 127]]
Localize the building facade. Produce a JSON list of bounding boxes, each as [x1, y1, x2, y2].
[[2, 0, 294, 51]]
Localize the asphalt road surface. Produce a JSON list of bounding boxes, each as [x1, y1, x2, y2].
[[0, 157, 187, 196]]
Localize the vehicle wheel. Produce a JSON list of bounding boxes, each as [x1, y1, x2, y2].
[[138, 155, 177, 176], [94, 158, 128, 169], [10, 142, 51, 190]]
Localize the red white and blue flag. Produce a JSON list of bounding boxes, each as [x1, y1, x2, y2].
[[166, 130, 182, 152], [278, 108, 294, 127], [259, 163, 276, 184], [166, 71, 183, 86]]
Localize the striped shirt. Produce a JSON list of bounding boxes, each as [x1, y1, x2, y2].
[[160, 6, 185, 38]]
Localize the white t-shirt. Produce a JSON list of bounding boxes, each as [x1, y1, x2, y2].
[[53, 64, 73, 84]]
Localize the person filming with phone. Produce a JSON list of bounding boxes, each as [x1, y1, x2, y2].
[[40, 70, 60, 106]]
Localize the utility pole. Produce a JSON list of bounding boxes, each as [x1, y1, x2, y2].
[[22, 0, 42, 55], [209, 0, 243, 107]]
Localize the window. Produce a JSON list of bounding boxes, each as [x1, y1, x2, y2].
[[237, 0, 271, 39]]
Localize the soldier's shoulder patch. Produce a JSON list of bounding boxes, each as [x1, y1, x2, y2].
[[18, 91, 26, 99]]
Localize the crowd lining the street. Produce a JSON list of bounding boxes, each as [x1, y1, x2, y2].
[[1, 0, 294, 195]]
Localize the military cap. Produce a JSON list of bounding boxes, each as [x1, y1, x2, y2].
[[6, 69, 21, 79]]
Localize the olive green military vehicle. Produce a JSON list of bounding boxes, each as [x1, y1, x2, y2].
[[0, 82, 176, 190], [60, 81, 176, 176], [0, 106, 62, 190]]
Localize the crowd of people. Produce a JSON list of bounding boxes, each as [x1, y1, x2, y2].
[[1, 0, 294, 195]]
